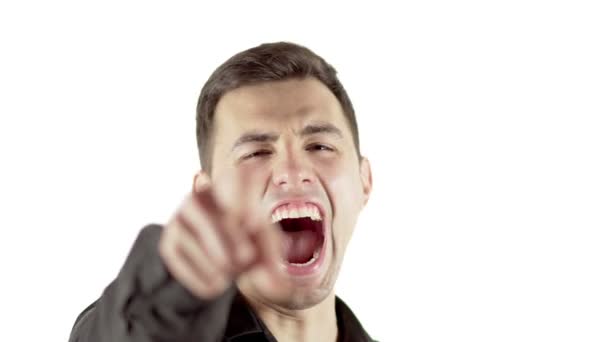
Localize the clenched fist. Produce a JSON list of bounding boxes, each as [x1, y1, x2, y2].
[[159, 181, 285, 300]]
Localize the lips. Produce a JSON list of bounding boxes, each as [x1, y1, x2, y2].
[[270, 200, 327, 275]]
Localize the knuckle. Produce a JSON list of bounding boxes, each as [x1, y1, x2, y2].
[[208, 275, 228, 294], [193, 285, 215, 299], [158, 232, 173, 258], [188, 274, 221, 299], [158, 242, 177, 268]]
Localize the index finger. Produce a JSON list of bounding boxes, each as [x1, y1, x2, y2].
[[245, 219, 290, 296], [226, 170, 287, 278]]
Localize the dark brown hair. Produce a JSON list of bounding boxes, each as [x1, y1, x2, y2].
[[196, 41, 359, 171]]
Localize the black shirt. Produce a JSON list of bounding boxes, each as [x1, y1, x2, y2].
[[69, 224, 376, 342]]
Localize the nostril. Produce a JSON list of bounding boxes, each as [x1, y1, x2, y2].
[[272, 169, 313, 187], [273, 173, 290, 187]]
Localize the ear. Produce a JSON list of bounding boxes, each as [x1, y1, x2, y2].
[[359, 157, 373, 206], [192, 170, 212, 193]]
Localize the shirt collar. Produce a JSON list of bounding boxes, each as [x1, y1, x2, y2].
[[224, 292, 374, 342], [335, 296, 375, 342]]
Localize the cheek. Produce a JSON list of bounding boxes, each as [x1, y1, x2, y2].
[[234, 163, 273, 200], [318, 159, 363, 238], [211, 166, 266, 210], [238, 162, 271, 188], [210, 173, 238, 210], [318, 159, 363, 205]]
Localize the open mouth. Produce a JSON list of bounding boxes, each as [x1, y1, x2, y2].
[[272, 203, 325, 268]]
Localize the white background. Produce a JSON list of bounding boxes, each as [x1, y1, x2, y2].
[[1, 1, 607, 341]]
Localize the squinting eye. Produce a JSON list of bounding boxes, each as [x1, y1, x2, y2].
[[243, 150, 272, 160], [307, 144, 335, 152]]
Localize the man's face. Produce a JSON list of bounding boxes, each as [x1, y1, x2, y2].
[[200, 77, 372, 309]]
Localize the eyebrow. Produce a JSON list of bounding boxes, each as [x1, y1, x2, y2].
[[231, 122, 343, 151], [231, 131, 280, 150], [298, 123, 343, 138]]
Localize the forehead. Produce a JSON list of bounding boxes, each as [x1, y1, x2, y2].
[[213, 77, 351, 142]]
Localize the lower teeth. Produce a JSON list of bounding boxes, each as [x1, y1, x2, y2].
[[290, 248, 320, 267]]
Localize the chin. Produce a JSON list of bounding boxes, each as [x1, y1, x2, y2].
[[261, 256, 342, 311], [272, 286, 333, 310]]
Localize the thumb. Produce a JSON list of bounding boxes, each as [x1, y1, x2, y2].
[[247, 264, 289, 296], [245, 220, 290, 296]]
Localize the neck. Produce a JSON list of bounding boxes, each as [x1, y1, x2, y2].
[[243, 291, 339, 342]]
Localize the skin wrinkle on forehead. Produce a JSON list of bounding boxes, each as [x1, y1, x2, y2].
[[231, 122, 344, 152], [212, 80, 358, 171]]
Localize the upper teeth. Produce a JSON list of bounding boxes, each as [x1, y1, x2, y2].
[[271, 203, 322, 223]]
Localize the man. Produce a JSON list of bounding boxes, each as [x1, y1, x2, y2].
[[69, 41, 375, 342]]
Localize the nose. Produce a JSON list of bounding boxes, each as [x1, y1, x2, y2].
[[272, 150, 314, 190]]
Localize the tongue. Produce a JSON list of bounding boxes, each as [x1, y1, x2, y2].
[[283, 230, 318, 264]]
